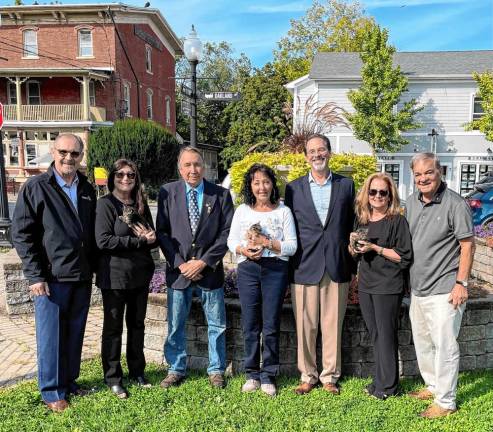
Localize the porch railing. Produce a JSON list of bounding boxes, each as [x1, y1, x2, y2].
[[3, 104, 106, 122]]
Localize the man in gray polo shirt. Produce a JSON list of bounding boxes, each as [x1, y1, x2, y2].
[[406, 153, 474, 419]]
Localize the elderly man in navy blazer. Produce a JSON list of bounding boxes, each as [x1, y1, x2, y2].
[[285, 133, 355, 395], [156, 146, 234, 389]]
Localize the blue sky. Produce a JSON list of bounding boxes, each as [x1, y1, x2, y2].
[[1, 0, 491, 66]]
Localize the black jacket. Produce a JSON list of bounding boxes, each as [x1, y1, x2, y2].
[[156, 179, 234, 290], [12, 164, 97, 285], [95, 194, 156, 290]]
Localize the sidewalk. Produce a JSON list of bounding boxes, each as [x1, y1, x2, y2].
[[0, 307, 104, 388]]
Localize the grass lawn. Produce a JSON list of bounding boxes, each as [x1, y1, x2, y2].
[[0, 359, 492, 432]]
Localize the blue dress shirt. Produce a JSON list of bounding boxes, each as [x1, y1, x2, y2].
[[54, 169, 79, 211], [308, 171, 332, 225], [185, 180, 204, 215]]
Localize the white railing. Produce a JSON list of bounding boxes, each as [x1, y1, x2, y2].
[[3, 104, 106, 121]]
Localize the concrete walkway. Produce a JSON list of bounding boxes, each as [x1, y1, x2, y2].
[[0, 307, 104, 388]]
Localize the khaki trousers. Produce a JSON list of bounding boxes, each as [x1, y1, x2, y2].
[[291, 273, 349, 385]]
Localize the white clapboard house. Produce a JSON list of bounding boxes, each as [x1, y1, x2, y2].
[[285, 50, 493, 197]]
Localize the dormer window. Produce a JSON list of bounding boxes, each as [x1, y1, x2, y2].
[[78, 29, 93, 57], [23, 29, 38, 58]]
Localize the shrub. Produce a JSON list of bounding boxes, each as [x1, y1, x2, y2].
[[229, 152, 377, 201], [87, 119, 180, 199]]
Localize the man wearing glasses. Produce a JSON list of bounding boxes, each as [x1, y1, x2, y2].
[[12, 133, 97, 412], [285, 134, 355, 395], [406, 152, 474, 418]]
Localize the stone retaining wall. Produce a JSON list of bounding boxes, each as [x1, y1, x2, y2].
[[144, 292, 493, 378], [472, 238, 493, 284], [0, 249, 101, 315]]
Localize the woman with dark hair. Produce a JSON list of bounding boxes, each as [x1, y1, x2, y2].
[[227, 163, 297, 396], [349, 172, 412, 400], [95, 159, 157, 398]]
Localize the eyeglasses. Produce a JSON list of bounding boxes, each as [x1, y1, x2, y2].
[[115, 171, 136, 179], [369, 189, 389, 197], [56, 149, 81, 158]]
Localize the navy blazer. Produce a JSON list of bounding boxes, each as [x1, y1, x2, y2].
[[156, 179, 234, 290], [284, 173, 355, 284]]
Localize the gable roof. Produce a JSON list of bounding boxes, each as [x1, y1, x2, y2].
[[310, 51, 493, 80]]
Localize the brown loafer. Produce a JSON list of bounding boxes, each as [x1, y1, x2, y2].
[[419, 403, 457, 419], [294, 381, 317, 395], [44, 399, 69, 413], [409, 388, 434, 400], [322, 382, 340, 395], [160, 373, 185, 389], [209, 373, 226, 389]]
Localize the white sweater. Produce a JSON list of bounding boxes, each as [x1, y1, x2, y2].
[[227, 203, 298, 263]]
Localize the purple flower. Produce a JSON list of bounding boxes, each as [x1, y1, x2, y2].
[[475, 223, 493, 239], [149, 268, 167, 293]]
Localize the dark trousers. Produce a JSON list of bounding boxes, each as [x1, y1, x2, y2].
[[237, 258, 288, 384], [101, 288, 149, 385], [34, 281, 91, 403], [359, 291, 402, 397]]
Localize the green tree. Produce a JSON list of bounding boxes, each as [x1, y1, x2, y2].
[[176, 41, 251, 150], [466, 71, 493, 142], [345, 26, 423, 154], [220, 63, 291, 167], [87, 119, 180, 198], [274, 0, 377, 81]]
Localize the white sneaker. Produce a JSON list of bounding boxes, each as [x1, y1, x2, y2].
[[261, 383, 277, 397], [242, 379, 260, 393]]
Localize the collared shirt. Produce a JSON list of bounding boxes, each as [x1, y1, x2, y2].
[[53, 169, 79, 211], [185, 180, 204, 215], [406, 182, 473, 297], [308, 171, 332, 225]]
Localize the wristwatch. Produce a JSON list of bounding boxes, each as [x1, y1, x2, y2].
[[456, 280, 469, 288]]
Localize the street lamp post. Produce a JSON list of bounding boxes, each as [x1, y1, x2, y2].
[[184, 25, 203, 148], [0, 103, 12, 247]]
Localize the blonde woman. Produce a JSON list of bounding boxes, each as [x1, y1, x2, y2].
[[349, 173, 412, 400]]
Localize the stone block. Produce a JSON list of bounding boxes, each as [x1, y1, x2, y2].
[[487, 354, 493, 368], [185, 324, 197, 340], [343, 314, 367, 333], [460, 340, 486, 356], [280, 313, 296, 332], [144, 333, 165, 352], [398, 345, 417, 361], [361, 362, 374, 378], [486, 339, 493, 353], [465, 309, 491, 325], [342, 363, 362, 377], [196, 326, 209, 343], [146, 304, 167, 321], [279, 364, 298, 377], [398, 330, 412, 345], [342, 332, 361, 348], [226, 344, 244, 361], [279, 348, 297, 364], [476, 354, 488, 369], [401, 360, 419, 377], [7, 302, 34, 315], [145, 319, 167, 337], [144, 348, 164, 364], [187, 340, 209, 357], [279, 331, 297, 348], [459, 355, 476, 371], [342, 346, 374, 363], [228, 311, 243, 330], [458, 325, 485, 341], [6, 290, 30, 305], [187, 355, 209, 371], [486, 324, 493, 339], [399, 312, 412, 330], [360, 331, 373, 348]]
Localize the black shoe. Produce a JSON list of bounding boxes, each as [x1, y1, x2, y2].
[[109, 384, 128, 399], [130, 376, 152, 388]]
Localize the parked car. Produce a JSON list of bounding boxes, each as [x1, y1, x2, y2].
[[466, 183, 493, 227]]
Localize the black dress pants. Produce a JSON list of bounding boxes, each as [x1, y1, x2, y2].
[[101, 288, 149, 385], [358, 291, 402, 397]]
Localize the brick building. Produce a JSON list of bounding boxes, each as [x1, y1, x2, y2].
[[0, 3, 182, 186]]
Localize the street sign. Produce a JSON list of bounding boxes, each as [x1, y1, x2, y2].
[[0, 102, 3, 130], [180, 84, 193, 98], [202, 92, 241, 102], [181, 98, 191, 117]]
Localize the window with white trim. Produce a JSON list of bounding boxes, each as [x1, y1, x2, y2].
[[459, 163, 493, 195], [27, 81, 41, 105], [145, 46, 152, 73], [146, 89, 153, 119], [122, 82, 130, 117], [25, 143, 37, 164], [23, 29, 38, 57], [473, 95, 484, 120], [7, 83, 16, 105], [165, 96, 171, 125], [78, 29, 93, 57]]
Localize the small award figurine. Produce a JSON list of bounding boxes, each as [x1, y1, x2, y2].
[[118, 205, 149, 229]]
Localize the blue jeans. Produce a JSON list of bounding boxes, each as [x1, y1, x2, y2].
[[34, 281, 91, 402], [237, 258, 288, 384], [165, 285, 226, 375]]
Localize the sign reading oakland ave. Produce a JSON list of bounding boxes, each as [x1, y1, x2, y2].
[[202, 92, 241, 101]]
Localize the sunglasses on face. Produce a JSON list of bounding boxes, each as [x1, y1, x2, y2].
[[115, 171, 136, 179], [369, 189, 389, 197], [56, 149, 81, 158]]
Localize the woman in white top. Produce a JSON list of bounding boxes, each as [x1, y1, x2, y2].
[[227, 164, 297, 396]]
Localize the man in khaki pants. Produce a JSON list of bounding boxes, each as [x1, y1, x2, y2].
[[284, 134, 355, 395]]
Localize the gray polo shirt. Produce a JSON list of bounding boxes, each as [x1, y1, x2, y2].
[[406, 182, 473, 297]]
